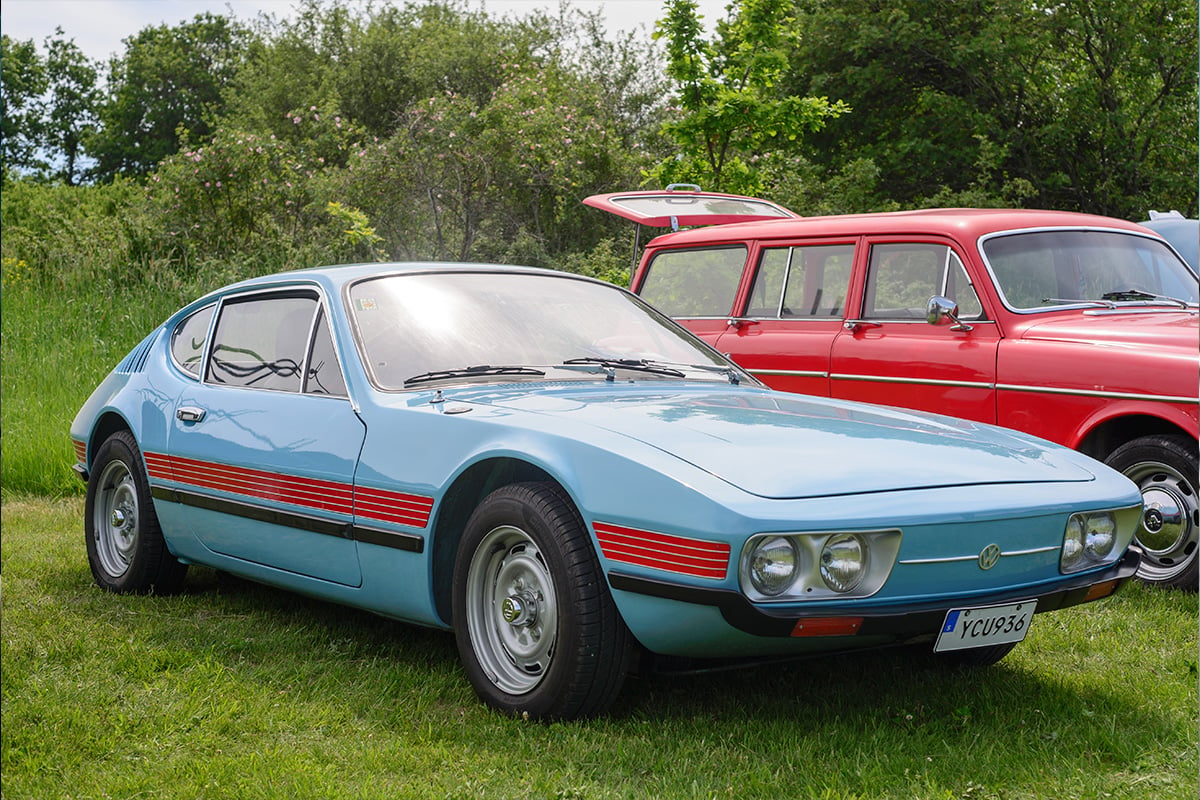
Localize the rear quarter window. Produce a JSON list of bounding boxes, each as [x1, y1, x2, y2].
[[639, 246, 747, 317], [170, 304, 215, 377]]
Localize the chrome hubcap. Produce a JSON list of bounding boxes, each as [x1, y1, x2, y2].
[[1124, 458, 1198, 581], [501, 592, 538, 626], [1139, 486, 1186, 554]]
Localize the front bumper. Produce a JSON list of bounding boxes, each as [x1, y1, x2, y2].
[[607, 548, 1140, 639]]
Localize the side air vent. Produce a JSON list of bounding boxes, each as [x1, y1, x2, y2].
[[115, 331, 160, 374]]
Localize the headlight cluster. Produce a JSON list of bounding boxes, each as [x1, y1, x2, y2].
[[1060, 507, 1139, 573], [742, 530, 901, 601]]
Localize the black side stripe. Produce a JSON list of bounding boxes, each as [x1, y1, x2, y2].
[[151, 486, 425, 553]]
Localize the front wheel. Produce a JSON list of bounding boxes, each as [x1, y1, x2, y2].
[[85, 431, 187, 594], [1105, 434, 1198, 590], [451, 482, 633, 720]]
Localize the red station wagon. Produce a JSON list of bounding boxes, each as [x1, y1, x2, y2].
[[587, 188, 1200, 589]]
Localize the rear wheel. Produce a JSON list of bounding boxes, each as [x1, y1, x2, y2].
[[451, 482, 633, 720], [85, 431, 187, 594], [1105, 434, 1198, 590]]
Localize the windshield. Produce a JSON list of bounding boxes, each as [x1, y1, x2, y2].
[[348, 271, 735, 390], [981, 230, 1199, 311]]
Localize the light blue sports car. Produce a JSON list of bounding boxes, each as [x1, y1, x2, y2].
[[72, 263, 1143, 720]]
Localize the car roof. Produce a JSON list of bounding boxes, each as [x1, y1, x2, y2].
[[643, 207, 1156, 247], [1138, 215, 1199, 272], [218, 261, 578, 293]]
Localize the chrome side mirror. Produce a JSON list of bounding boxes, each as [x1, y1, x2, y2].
[[926, 296, 973, 331]]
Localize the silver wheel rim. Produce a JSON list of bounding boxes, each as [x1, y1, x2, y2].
[[465, 524, 558, 695], [93, 459, 140, 578], [1126, 458, 1198, 582]]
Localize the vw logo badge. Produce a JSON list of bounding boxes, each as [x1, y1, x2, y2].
[[978, 544, 1002, 570], [1144, 506, 1164, 533]]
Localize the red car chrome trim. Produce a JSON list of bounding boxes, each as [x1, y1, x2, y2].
[[594, 522, 730, 580], [994, 383, 1199, 405]]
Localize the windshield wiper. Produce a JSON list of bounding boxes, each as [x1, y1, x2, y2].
[[404, 365, 546, 386], [1100, 289, 1188, 308], [561, 357, 685, 379], [1041, 297, 1116, 309]]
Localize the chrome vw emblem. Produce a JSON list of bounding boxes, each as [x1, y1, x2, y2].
[[978, 544, 1002, 570]]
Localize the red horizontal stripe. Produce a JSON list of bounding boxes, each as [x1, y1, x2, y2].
[[353, 485, 434, 527], [144, 451, 432, 528], [594, 522, 729, 580], [72, 439, 87, 463]]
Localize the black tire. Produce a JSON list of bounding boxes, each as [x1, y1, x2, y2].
[[451, 482, 633, 721], [1105, 434, 1198, 590], [85, 431, 187, 594]]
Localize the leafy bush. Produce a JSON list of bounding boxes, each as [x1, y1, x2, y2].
[[150, 116, 383, 274], [0, 178, 169, 291]]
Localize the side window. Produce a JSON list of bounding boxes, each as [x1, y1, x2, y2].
[[747, 244, 854, 318], [639, 246, 747, 317], [864, 244, 982, 320], [170, 304, 215, 377], [207, 294, 317, 391], [945, 254, 983, 319], [304, 309, 348, 397]]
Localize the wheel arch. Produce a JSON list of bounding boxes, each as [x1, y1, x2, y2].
[[429, 456, 565, 626], [1076, 413, 1197, 461], [85, 411, 136, 470]]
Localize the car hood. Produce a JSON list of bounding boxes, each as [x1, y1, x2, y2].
[[1016, 310, 1198, 351], [470, 387, 1097, 499]]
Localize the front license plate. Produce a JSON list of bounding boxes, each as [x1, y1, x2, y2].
[[934, 601, 1035, 653]]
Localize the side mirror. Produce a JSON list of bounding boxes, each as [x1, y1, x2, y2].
[[926, 296, 973, 331]]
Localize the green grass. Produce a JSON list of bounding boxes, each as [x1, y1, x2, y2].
[[2, 495, 1196, 799], [1, 281, 205, 496]]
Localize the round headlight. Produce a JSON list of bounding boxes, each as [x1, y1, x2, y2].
[[1085, 512, 1116, 559], [1061, 515, 1086, 570], [748, 536, 797, 596], [820, 533, 867, 593]]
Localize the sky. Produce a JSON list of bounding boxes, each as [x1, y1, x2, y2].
[[1, 0, 731, 62]]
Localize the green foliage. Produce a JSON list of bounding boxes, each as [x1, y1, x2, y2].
[[41, 30, 101, 185], [148, 114, 384, 273], [0, 178, 166, 291], [331, 59, 644, 264], [651, 0, 849, 195], [88, 12, 254, 181], [788, 0, 1198, 217], [1, 35, 48, 176]]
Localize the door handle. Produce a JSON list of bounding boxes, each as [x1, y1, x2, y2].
[[176, 406, 206, 423]]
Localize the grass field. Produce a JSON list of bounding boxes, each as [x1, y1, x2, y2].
[[1, 281, 198, 496], [2, 494, 1196, 800]]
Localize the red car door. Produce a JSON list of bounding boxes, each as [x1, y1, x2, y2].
[[829, 239, 1001, 424], [714, 240, 857, 397]]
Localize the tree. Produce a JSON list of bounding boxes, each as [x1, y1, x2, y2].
[[1, 35, 47, 178], [650, 0, 848, 195], [787, 0, 1197, 217], [1034, 0, 1197, 215], [42, 30, 101, 185], [88, 13, 253, 180]]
